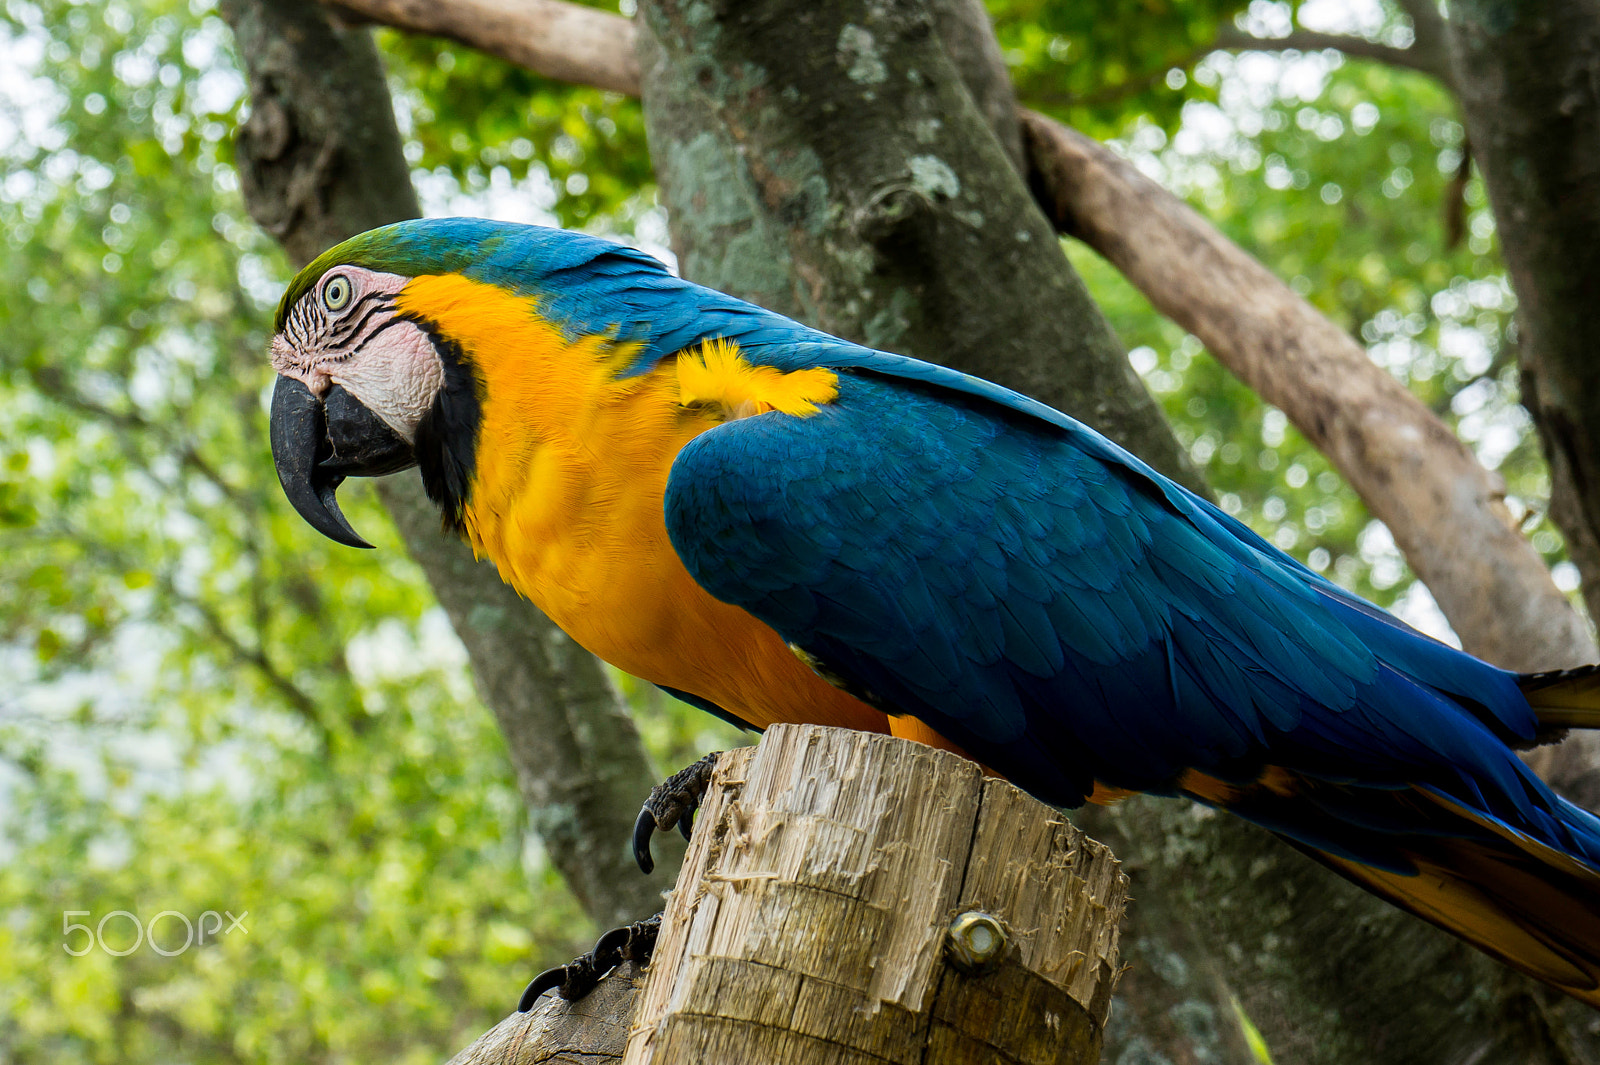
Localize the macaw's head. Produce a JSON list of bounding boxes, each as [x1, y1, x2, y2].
[[267, 217, 726, 548]]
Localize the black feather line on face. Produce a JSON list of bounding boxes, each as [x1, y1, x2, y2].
[[407, 317, 484, 533], [329, 291, 396, 344]]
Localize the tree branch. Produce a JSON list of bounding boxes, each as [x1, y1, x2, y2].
[[1392, 0, 1452, 79], [1026, 12, 1455, 111], [1214, 24, 1453, 86], [324, 0, 639, 94]]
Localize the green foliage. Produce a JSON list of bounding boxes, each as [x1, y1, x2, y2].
[[992, 0, 1247, 133], [1, 655, 587, 1065], [380, 21, 655, 231]]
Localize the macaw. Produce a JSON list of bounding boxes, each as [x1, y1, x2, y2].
[[267, 217, 1600, 1006]]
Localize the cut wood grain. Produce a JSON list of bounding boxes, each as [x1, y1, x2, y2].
[[625, 724, 1127, 1064], [442, 725, 1127, 1064], [444, 962, 641, 1064]]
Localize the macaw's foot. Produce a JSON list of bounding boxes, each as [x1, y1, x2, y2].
[[631, 751, 721, 875], [517, 913, 662, 1011]]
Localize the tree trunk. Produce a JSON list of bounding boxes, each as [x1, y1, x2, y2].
[[222, 0, 680, 928], [445, 726, 1127, 1065], [1443, 0, 1600, 812], [1445, 0, 1600, 636], [635, 0, 1203, 494], [1077, 795, 1600, 1065]]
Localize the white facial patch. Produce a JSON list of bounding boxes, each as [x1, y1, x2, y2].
[[271, 266, 445, 443], [329, 322, 444, 442]]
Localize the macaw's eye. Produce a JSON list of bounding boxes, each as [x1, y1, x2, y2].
[[322, 274, 352, 312]]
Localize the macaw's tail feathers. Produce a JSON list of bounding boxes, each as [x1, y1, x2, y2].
[[1520, 664, 1600, 735], [1303, 788, 1600, 1008]]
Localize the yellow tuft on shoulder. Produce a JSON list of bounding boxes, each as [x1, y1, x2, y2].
[[677, 337, 838, 419]]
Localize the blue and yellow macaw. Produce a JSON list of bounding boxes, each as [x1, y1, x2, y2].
[[267, 217, 1600, 1005]]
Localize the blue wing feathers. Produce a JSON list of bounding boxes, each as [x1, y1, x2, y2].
[[664, 369, 1598, 875]]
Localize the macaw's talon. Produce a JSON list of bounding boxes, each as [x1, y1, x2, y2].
[[632, 752, 722, 874], [517, 964, 570, 1012], [604, 912, 662, 965], [631, 807, 659, 876], [517, 914, 663, 1011]]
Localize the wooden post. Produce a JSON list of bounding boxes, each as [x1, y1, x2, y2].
[[447, 725, 1128, 1064]]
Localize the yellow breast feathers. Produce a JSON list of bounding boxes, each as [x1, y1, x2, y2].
[[392, 273, 883, 733]]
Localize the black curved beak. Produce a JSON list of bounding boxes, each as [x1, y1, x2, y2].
[[270, 376, 417, 549]]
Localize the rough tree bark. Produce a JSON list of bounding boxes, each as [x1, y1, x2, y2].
[[1085, 792, 1600, 1065], [446, 966, 644, 1064], [1445, 2, 1600, 637], [629, 728, 1125, 1064], [636, 0, 1200, 492], [221, 0, 681, 929]]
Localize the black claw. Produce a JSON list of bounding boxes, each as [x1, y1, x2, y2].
[[633, 805, 658, 875], [518, 965, 568, 1012], [591, 925, 631, 962], [624, 914, 663, 964], [631, 752, 721, 875], [516, 914, 664, 1011]]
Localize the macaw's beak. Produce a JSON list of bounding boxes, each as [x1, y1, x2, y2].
[[270, 376, 416, 549]]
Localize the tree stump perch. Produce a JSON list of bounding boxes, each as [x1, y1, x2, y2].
[[447, 725, 1128, 1064], [445, 965, 644, 1064]]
